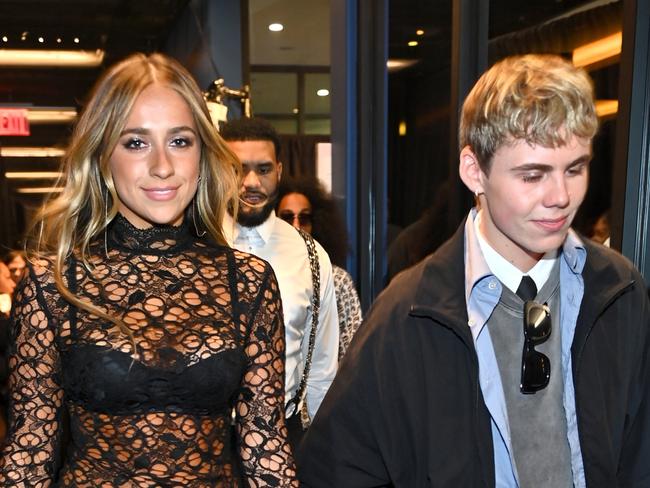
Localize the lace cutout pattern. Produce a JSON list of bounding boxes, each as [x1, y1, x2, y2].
[[0, 217, 297, 487]]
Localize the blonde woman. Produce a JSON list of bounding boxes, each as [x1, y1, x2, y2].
[[0, 53, 297, 487]]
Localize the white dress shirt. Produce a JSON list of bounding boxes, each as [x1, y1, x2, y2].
[[223, 211, 339, 419]]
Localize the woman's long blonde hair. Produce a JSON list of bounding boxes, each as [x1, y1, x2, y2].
[[31, 52, 240, 337]]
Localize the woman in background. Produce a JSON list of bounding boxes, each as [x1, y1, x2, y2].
[[4, 250, 27, 286], [277, 176, 362, 359], [0, 52, 297, 487]]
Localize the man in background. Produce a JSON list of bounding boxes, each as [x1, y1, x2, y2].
[[220, 117, 339, 446]]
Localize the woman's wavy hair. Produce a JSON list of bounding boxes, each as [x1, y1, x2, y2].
[[30, 52, 241, 337], [277, 176, 348, 267], [459, 54, 599, 174]]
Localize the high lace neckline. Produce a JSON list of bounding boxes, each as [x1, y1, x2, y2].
[[106, 213, 194, 252]]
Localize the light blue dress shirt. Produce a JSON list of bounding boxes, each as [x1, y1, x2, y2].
[[463, 209, 587, 488]]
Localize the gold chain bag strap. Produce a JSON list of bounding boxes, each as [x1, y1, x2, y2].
[[284, 229, 320, 430]]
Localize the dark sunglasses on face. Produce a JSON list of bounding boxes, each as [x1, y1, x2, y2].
[[279, 210, 312, 227], [520, 301, 552, 394]]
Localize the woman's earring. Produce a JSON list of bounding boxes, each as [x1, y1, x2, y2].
[[104, 189, 110, 258], [192, 198, 207, 237]]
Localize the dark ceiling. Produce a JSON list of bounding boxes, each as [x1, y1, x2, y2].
[[0, 0, 624, 250], [0, 0, 190, 247]]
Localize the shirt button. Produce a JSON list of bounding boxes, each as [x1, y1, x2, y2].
[[488, 280, 497, 290], [468, 319, 475, 326]]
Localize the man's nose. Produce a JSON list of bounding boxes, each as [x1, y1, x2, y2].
[[242, 170, 261, 189], [545, 175, 570, 208]]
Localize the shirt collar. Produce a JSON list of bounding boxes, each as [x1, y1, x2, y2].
[[464, 208, 493, 306], [474, 209, 558, 295], [465, 208, 587, 298], [561, 227, 587, 275], [222, 210, 278, 246]]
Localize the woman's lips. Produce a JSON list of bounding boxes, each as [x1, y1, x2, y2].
[[143, 186, 179, 201]]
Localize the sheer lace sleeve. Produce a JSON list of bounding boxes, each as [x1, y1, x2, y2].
[[0, 262, 65, 487], [234, 257, 298, 487]]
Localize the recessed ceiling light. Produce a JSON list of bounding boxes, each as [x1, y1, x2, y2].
[[38, 37, 44, 43], [268, 23, 284, 32], [56, 38, 62, 43], [73, 37, 80, 43], [2, 36, 7, 43], [316, 89, 329, 97], [292, 108, 299, 114], [416, 29, 424, 36], [408, 41, 418, 47]]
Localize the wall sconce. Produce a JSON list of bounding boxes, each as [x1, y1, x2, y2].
[[572, 32, 622, 69], [595, 99, 618, 118]]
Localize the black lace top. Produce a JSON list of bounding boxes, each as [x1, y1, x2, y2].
[[0, 215, 297, 487]]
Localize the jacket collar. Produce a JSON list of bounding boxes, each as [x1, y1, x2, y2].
[[408, 220, 473, 345], [408, 218, 636, 351], [572, 239, 635, 353]]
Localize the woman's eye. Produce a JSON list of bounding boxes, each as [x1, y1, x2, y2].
[[123, 138, 146, 150], [171, 137, 193, 147]]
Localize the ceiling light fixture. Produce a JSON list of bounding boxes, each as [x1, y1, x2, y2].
[[407, 41, 418, 47], [16, 187, 64, 194], [4, 171, 63, 179], [38, 37, 44, 43], [416, 29, 424, 36], [572, 31, 622, 69], [0, 49, 104, 67], [316, 89, 329, 97], [268, 23, 284, 32], [26, 108, 77, 124], [74, 37, 80, 43], [2, 36, 7, 42], [0, 147, 66, 157]]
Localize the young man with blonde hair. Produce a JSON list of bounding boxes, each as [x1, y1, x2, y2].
[[297, 54, 650, 487]]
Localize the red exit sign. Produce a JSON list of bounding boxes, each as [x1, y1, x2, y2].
[[0, 109, 30, 136]]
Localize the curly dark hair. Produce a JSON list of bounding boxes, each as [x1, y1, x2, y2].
[[219, 117, 281, 160], [277, 176, 348, 267]]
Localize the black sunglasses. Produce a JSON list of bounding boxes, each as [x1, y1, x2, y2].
[[520, 301, 552, 394], [279, 210, 312, 227]]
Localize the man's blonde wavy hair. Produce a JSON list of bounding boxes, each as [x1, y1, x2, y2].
[[30, 52, 241, 338], [459, 54, 599, 174]]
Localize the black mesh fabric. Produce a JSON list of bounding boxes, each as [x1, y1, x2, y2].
[[0, 215, 297, 487]]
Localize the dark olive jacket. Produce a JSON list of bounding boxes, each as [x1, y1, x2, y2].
[[297, 222, 650, 487]]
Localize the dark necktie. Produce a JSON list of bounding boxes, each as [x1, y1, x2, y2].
[[516, 275, 537, 302]]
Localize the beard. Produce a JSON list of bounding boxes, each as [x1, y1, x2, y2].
[[235, 188, 279, 228]]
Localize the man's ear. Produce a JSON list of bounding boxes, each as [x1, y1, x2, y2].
[[277, 161, 283, 181], [459, 146, 485, 195]]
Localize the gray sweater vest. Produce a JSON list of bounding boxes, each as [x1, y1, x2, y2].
[[487, 262, 573, 487]]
